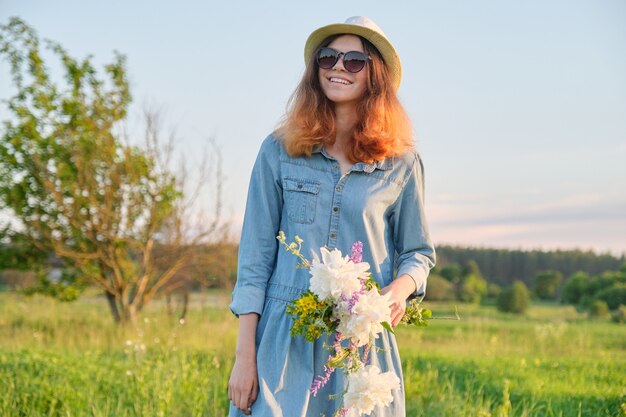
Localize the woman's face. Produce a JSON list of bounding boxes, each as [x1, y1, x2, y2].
[[318, 34, 369, 106]]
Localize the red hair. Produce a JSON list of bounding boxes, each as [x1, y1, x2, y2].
[[276, 36, 414, 164]]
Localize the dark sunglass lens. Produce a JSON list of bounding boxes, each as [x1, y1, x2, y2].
[[343, 52, 367, 73], [317, 48, 339, 69]]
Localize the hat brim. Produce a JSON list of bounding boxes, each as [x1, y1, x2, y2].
[[304, 23, 402, 91]]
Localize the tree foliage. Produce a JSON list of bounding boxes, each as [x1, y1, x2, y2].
[[561, 271, 589, 305], [592, 284, 626, 311], [497, 281, 530, 314], [561, 267, 626, 316], [533, 270, 563, 300], [0, 231, 47, 271], [0, 17, 222, 324], [438, 262, 462, 283], [487, 283, 502, 299], [458, 273, 487, 304], [436, 245, 624, 286], [432, 260, 488, 303], [423, 274, 455, 301]]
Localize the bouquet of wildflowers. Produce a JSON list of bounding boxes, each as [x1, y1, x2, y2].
[[276, 232, 432, 417]]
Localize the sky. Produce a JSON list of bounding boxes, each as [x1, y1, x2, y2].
[[1, 0, 625, 255]]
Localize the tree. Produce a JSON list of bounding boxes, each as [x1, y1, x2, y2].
[[190, 242, 239, 290], [458, 274, 487, 304], [561, 271, 589, 305], [434, 245, 625, 285], [439, 262, 462, 283], [497, 281, 530, 314], [423, 274, 455, 301], [586, 270, 625, 296], [0, 17, 223, 324], [458, 260, 487, 303], [534, 270, 563, 300], [592, 284, 626, 311], [462, 259, 481, 278], [487, 283, 502, 299]]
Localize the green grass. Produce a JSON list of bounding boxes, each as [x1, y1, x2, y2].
[[0, 292, 624, 417]]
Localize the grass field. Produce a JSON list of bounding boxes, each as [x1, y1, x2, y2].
[[0, 290, 624, 417]]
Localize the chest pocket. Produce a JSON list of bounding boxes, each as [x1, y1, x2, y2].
[[283, 177, 320, 224]]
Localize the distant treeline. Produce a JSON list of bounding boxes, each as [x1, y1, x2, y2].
[[2, 242, 625, 291], [435, 245, 626, 286]]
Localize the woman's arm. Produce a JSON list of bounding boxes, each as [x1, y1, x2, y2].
[[228, 313, 259, 415], [227, 135, 283, 413], [383, 153, 436, 326], [229, 135, 283, 317]]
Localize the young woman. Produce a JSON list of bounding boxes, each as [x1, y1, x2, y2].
[[227, 16, 436, 417]]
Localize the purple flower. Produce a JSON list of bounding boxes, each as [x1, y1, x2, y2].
[[349, 241, 363, 263], [346, 288, 366, 313], [362, 343, 371, 365], [310, 362, 335, 397], [311, 332, 345, 396]]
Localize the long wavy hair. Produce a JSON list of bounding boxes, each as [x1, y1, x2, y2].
[[275, 35, 414, 164]]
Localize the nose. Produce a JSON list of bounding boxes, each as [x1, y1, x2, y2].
[[332, 52, 346, 71]]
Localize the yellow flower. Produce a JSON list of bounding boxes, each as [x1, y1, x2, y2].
[[295, 294, 320, 317]]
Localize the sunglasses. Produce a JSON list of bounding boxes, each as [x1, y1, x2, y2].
[[316, 47, 371, 73]]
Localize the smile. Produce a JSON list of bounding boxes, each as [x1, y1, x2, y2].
[[329, 77, 352, 85]]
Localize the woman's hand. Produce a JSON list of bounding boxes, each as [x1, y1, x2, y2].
[[228, 349, 258, 415], [228, 313, 260, 415], [380, 274, 417, 327]]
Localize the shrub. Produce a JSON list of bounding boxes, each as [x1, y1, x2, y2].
[[561, 271, 589, 305], [589, 300, 609, 319], [459, 274, 487, 304], [488, 283, 502, 299], [611, 305, 626, 324], [497, 281, 530, 314], [592, 283, 626, 310], [587, 271, 625, 296], [439, 263, 462, 283], [534, 270, 563, 300], [424, 274, 456, 301]]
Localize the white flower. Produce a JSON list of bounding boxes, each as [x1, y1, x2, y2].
[[336, 289, 393, 346], [344, 365, 400, 416], [309, 247, 370, 301]]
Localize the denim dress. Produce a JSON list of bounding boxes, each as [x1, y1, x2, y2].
[[229, 133, 435, 417]]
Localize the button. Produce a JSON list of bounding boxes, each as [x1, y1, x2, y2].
[[297, 184, 303, 189], [334, 164, 340, 170], [332, 207, 339, 213], [329, 232, 337, 239], [336, 185, 342, 192]]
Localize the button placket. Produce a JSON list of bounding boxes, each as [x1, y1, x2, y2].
[[328, 174, 347, 249]]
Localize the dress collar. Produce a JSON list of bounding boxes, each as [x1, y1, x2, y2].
[[312, 144, 393, 172]]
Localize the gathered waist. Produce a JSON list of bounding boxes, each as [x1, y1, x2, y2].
[[265, 282, 308, 303]]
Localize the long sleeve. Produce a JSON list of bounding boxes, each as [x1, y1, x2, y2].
[[391, 153, 436, 299], [229, 135, 283, 317]]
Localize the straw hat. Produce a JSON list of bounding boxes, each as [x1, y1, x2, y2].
[[304, 16, 402, 91]]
